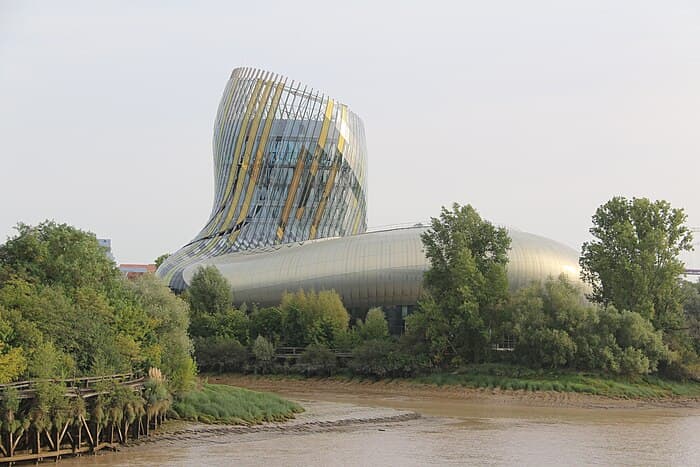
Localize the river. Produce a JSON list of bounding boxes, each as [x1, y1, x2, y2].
[[64, 378, 700, 466]]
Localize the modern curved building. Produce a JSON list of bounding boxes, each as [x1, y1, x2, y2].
[[158, 67, 368, 290], [158, 66, 584, 315], [181, 226, 581, 310]]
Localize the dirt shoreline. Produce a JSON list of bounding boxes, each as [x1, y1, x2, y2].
[[114, 401, 420, 450], [209, 374, 700, 410]]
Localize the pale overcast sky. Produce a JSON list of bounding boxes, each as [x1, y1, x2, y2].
[[1, 0, 698, 267]]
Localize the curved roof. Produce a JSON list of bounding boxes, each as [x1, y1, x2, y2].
[[182, 226, 584, 309]]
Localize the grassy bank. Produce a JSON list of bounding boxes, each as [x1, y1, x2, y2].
[[410, 364, 700, 399], [210, 364, 700, 401], [173, 383, 303, 424]]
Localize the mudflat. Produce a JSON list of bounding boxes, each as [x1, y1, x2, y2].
[[210, 373, 700, 410]]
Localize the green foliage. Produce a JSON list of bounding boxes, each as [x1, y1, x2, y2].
[[29, 382, 68, 431], [0, 221, 119, 292], [580, 197, 693, 332], [411, 203, 511, 364], [348, 339, 430, 378], [187, 265, 233, 316], [252, 336, 275, 374], [250, 306, 284, 343], [503, 277, 670, 375], [682, 280, 700, 353], [357, 307, 389, 341], [279, 289, 350, 347], [125, 274, 195, 394], [0, 307, 27, 383], [411, 364, 700, 399], [297, 343, 337, 376], [194, 336, 248, 373], [154, 253, 170, 269], [0, 220, 195, 390], [172, 383, 302, 424], [218, 309, 250, 345]]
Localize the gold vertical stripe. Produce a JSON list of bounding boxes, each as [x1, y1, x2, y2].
[[295, 99, 335, 221], [351, 210, 362, 234], [277, 146, 307, 240], [208, 78, 264, 233], [231, 82, 285, 236], [220, 80, 274, 232], [337, 105, 348, 153], [309, 156, 340, 239], [180, 79, 270, 267], [309, 104, 347, 239]]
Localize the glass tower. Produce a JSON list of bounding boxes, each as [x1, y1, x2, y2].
[[158, 67, 368, 290]]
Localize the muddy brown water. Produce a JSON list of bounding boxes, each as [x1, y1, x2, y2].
[[64, 378, 700, 466]]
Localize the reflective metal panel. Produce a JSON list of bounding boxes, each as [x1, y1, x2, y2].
[[157, 67, 368, 289], [182, 227, 585, 309]]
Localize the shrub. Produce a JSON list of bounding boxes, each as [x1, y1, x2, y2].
[[358, 307, 389, 341], [194, 336, 248, 373], [349, 339, 428, 378], [252, 336, 275, 374], [296, 343, 337, 376]]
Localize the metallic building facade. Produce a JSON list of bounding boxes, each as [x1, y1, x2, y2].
[[158, 67, 368, 290], [181, 226, 584, 309], [159, 66, 585, 309]]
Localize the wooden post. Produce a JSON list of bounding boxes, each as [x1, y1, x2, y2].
[[0, 433, 7, 457]]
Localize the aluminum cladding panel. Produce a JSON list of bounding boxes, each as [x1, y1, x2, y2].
[[157, 67, 368, 290], [182, 227, 584, 309]]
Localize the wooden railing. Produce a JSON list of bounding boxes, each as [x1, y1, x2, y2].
[[0, 373, 164, 465], [275, 347, 353, 359]]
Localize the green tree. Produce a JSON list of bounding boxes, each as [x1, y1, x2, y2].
[[154, 253, 170, 269], [0, 220, 196, 386], [279, 289, 350, 346], [252, 336, 275, 374], [580, 197, 694, 332], [504, 276, 670, 375], [409, 203, 511, 364], [681, 280, 700, 352], [0, 307, 27, 383], [218, 309, 250, 345], [0, 221, 119, 292], [358, 307, 389, 341], [126, 274, 196, 394], [250, 307, 284, 343], [187, 265, 233, 316]]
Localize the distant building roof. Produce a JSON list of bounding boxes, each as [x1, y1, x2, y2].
[[119, 264, 156, 279]]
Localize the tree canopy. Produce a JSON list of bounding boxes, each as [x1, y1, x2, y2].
[[580, 197, 694, 333], [187, 265, 233, 316], [408, 203, 511, 364], [0, 221, 195, 391]]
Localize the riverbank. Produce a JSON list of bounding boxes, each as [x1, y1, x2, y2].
[[172, 383, 303, 424], [62, 401, 422, 465], [209, 373, 700, 409], [61, 381, 700, 466]]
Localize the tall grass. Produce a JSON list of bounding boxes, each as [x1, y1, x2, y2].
[[410, 364, 700, 399], [173, 383, 303, 424]]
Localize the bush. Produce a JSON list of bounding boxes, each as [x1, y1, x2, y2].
[[349, 339, 428, 378], [250, 307, 284, 343], [252, 336, 275, 374], [218, 309, 250, 345], [279, 289, 349, 347], [296, 343, 337, 376], [358, 307, 389, 341], [194, 336, 248, 373]]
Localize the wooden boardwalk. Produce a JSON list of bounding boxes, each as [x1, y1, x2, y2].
[[275, 347, 352, 359], [0, 373, 166, 466]]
